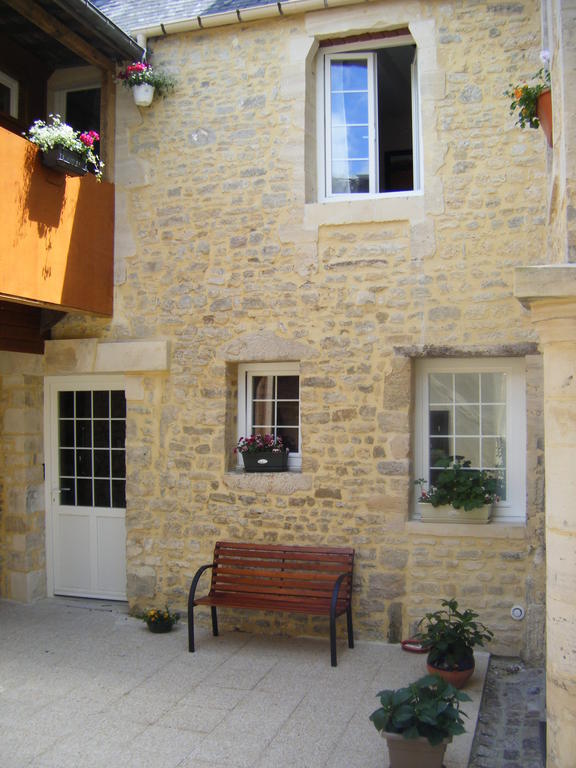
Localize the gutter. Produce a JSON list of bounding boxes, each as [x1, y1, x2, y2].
[[131, 0, 372, 46], [56, 0, 145, 61]]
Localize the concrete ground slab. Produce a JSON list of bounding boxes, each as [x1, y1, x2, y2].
[[0, 598, 487, 768]]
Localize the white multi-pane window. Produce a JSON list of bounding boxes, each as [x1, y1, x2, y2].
[[414, 359, 526, 522], [237, 363, 301, 470], [0, 70, 18, 118], [318, 37, 420, 200]]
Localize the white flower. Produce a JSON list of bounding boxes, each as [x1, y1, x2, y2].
[[540, 49, 551, 66]]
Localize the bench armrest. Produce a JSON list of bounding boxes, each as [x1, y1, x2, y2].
[[188, 563, 214, 614], [330, 572, 352, 614]]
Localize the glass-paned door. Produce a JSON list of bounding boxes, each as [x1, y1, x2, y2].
[[47, 377, 127, 600]]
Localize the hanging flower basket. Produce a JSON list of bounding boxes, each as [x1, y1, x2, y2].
[[537, 89, 553, 147], [132, 84, 155, 107]]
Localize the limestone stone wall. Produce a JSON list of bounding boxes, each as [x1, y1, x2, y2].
[[0, 353, 46, 602], [52, 0, 547, 660]]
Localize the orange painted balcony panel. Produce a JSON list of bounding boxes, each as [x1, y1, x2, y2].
[[0, 127, 114, 316]]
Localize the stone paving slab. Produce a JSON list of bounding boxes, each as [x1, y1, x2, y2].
[[0, 598, 487, 768]]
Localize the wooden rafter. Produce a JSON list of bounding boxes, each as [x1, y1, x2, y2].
[[2, 0, 115, 71]]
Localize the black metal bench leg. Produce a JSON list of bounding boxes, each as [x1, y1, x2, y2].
[[211, 606, 219, 637], [347, 607, 354, 649], [188, 607, 195, 652], [330, 613, 337, 667]]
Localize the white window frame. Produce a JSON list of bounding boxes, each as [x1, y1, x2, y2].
[[414, 358, 526, 523], [316, 36, 421, 202], [0, 70, 19, 118], [237, 362, 301, 470]]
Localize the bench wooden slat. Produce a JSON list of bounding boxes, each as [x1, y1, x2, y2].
[[188, 541, 355, 667]]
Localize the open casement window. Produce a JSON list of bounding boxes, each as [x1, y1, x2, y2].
[[237, 363, 301, 470], [414, 358, 526, 523], [0, 70, 19, 119], [318, 37, 420, 199]]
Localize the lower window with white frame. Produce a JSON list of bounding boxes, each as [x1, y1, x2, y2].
[[414, 358, 526, 522], [237, 362, 301, 470]]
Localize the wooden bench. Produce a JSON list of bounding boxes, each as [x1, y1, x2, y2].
[[187, 541, 355, 667]]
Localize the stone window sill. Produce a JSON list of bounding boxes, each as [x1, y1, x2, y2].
[[405, 521, 527, 539], [223, 471, 313, 495]]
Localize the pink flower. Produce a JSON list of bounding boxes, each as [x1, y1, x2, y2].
[[79, 132, 94, 147]]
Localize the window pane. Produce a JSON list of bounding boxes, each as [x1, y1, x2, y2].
[[331, 125, 369, 161], [430, 408, 451, 435], [112, 480, 126, 508], [77, 479, 93, 507], [59, 420, 74, 447], [277, 376, 299, 399], [331, 92, 369, 128], [94, 479, 111, 507], [430, 437, 451, 467], [93, 391, 109, 418], [0, 82, 10, 115], [76, 450, 92, 478], [59, 449, 74, 476], [277, 427, 299, 453], [454, 438, 480, 466], [429, 374, 453, 404], [482, 437, 506, 468], [455, 373, 479, 403], [94, 450, 110, 477], [482, 404, 506, 435], [111, 421, 126, 449], [75, 391, 91, 418], [253, 400, 274, 427], [111, 451, 126, 478], [59, 391, 74, 418], [331, 59, 368, 90], [94, 421, 110, 448], [482, 372, 506, 403], [455, 404, 479, 435], [111, 391, 126, 418], [59, 480, 75, 505], [277, 402, 299, 427], [252, 375, 274, 400], [331, 160, 369, 194], [76, 420, 92, 448]]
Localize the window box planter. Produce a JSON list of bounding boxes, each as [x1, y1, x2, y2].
[[418, 503, 492, 524], [41, 147, 87, 177], [241, 450, 289, 473]]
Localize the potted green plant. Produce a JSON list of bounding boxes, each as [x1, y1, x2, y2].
[[235, 433, 289, 473], [415, 457, 499, 523], [369, 674, 470, 768], [415, 599, 494, 688], [117, 61, 176, 107], [25, 114, 104, 180], [505, 57, 552, 147], [138, 606, 180, 634]]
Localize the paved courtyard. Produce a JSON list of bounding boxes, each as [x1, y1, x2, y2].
[[0, 598, 487, 768]]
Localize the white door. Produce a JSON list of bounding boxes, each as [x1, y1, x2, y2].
[[45, 377, 127, 600]]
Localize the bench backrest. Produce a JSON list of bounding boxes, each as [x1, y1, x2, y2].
[[209, 541, 354, 607]]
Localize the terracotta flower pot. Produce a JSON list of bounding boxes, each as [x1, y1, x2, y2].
[[537, 89, 553, 148], [383, 732, 451, 768], [426, 656, 475, 689]]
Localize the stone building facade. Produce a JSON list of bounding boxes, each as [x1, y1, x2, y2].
[[2, 0, 549, 666]]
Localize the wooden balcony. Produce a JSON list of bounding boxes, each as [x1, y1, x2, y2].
[[0, 126, 114, 318]]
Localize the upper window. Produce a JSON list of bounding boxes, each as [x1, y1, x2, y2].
[[0, 70, 18, 119], [414, 358, 526, 522], [237, 363, 301, 470], [318, 37, 420, 200]]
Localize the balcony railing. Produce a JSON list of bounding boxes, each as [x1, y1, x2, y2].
[[0, 126, 114, 316]]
